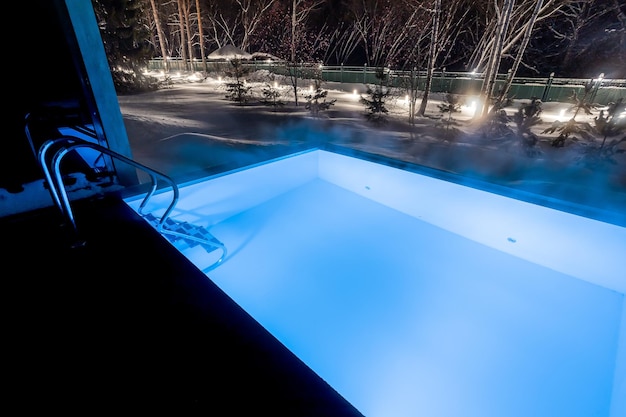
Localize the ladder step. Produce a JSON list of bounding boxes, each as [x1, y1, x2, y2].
[[142, 213, 224, 254]]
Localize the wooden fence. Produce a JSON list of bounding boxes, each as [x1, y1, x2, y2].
[[147, 58, 626, 105]]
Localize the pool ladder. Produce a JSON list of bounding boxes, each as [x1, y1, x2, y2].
[[141, 212, 226, 270], [37, 136, 227, 271]]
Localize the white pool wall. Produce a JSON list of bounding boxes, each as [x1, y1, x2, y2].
[[317, 150, 626, 295]]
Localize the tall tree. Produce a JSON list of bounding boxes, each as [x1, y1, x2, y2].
[[497, 0, 544, 102], [176, 0, 189, 70], [195, 0, 208, 71], [418, 0, 442, 116], [402, 0, 469, 121], [480, 0, 515, 117], [180, 0, 196, 68], [288, 0, 325, 106], [149, 0, 169, 71]]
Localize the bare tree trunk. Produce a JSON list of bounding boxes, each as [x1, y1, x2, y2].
[[149, 0, 169, 72], [287, 0, 323, 106], [177, 0, 188, 70], [480, 0, 515, 118], [408, 67, 419, 125], [195, 0, 207, 72], [418, 0, 442, 117], [291, 0, 299, 106], [291, 0, 297, 62], [182, 0, 194, 70], [498, 0, 544, 102]]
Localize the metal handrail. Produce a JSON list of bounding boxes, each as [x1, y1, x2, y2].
[[38, 136, 180, 244], [37, 136, 227, 271]]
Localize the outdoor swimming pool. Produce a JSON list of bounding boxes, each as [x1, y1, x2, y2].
[[125, 149, 625, 417]]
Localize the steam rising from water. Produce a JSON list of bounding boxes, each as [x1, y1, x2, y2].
[[118, 82, 625, 225]]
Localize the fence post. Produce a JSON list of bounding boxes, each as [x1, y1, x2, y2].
[[364, 64, 367, 84], [542, 72, 554, 102], [341, 63, 344, 83], [591, 73, 604, 103]]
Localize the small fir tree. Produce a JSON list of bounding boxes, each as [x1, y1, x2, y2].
[[260, 83, 285, 110], [480, 99, 513, 139], [596, 98, 626, 150], [360, 67, 391, 124], [437, 93, 463, 138], [543, 82, 600, 147], [224, 58, 251, 105], [304, 79, 336, 117], [579, 98, 626, 166], [478, 97, 542, 157], [512, 97, 543, 156], [566, 81, 599, 119]]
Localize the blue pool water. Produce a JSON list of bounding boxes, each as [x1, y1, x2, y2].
[[126, 150, 626, 417]]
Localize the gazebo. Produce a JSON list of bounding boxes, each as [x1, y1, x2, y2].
[[207, 44, 252, 60]]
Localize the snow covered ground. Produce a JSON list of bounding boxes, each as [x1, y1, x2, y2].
[[118, 70, 626, 223]]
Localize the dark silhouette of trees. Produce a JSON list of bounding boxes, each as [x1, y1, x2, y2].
[[93, 0, 626, 92], [91, 0, 156, 93]]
